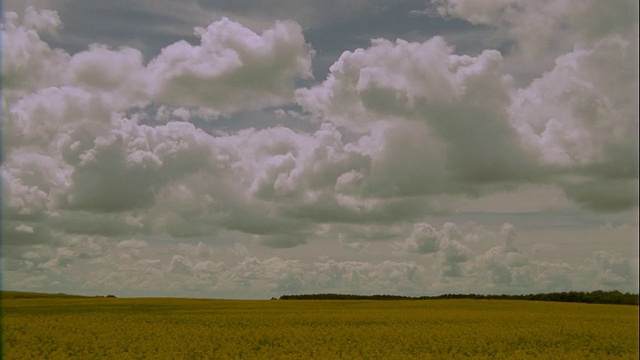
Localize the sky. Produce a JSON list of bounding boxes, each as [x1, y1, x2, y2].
[[1, 0, 638, 299]]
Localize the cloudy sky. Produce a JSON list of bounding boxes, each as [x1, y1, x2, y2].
[[1, 0, 638, 299]]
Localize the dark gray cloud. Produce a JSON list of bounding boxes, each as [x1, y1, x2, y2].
[[560, 179, 639, 213]]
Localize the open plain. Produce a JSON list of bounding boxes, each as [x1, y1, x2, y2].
[[2, 292, 638, 359]]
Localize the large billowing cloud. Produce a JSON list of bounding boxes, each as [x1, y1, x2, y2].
[[146, 17, 312, 111], [510, 35, 638, 211], [297, 36, 538, 201], [2, 10, 317, 240], [3, 9, 313, 115], [296, 9, 637, 210], [434, 0, 638, 78], [1, 7, 69, 95]]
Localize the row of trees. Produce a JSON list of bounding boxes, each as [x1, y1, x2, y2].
[[279, 290, 639, 305], [279, 294, 413, 301]]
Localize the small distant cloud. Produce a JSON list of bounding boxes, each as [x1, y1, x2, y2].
[[117, 239, 149, 249]]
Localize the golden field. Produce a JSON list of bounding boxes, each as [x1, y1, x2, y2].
[[2, 292, 638, 359]]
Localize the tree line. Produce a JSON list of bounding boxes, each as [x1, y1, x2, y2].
[[278, 290, 639, 305]]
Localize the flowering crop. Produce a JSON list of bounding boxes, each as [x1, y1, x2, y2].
[[2, 296, 638, 359]]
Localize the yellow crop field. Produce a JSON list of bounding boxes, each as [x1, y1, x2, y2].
[[2, 294, 638, 359]]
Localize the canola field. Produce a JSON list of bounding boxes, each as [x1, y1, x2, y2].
[[2, 294, 638, 359]]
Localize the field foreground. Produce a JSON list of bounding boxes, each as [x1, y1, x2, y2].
[[2, 295, 638, 359]]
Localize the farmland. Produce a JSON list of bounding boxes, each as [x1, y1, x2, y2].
[[2, 292, 638, 359]]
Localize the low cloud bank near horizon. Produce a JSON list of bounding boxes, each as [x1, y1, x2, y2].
[[3, 221, 637, 298]]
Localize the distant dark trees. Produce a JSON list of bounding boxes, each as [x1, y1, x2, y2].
[[426, 290, 639, 305], [280, 294, 412, 300], [279, 290, 639, 305]]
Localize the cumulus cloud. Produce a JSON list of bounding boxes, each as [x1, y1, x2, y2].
[[478, 243, 528, 286], [1, 7, 69, 93], [500, 223, 517, 252], [22, 5, 61, 34], [1, 2, 637, 298], [3, 219, 637, 298], [296, 36, 511, 130], [146, 17, 312, 112], [509, 34, 638, 211], [394, 223, 441, 254], [1, 222, 51, 246], [435, 0, 637, 58], [584, 251, 637, 288], [511, 38, 637, 166], [117, 239, 149, 249], [68, 45, 148, 105], [176, 242, 216, 259], [58, 117, 215, 213], [296, 17, 637, 211], [3, 13, 314, 113], [4, 4, 635, 255], [296, 36, 537, 200], [461, 222, 577, 293], [2, 11, 327, 244], [33, 249, 640, 297], [393, 222, 474, 279], [4, 86, 115, 153], [1, 152, 70, 219]]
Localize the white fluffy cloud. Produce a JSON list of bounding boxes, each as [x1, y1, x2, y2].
[[146, 17, 312, 111], [4, 11, 313, 118], [4, 86, 114, 153], [511, 38, 637, 167], [296, 21, 637, 210], [585, 251, 637, 287], [297, 36, 512, 131], [1, 151, 70, 220], [1, 7, 69, 94], [509, 34, 638, 211], [393, 222, 474, 279], [68, 45, 148, 106], [435, 0, 638, 57], [1, 11, 316, 247], [297, 36, 536, 199], [117, 239, 149, 249]]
